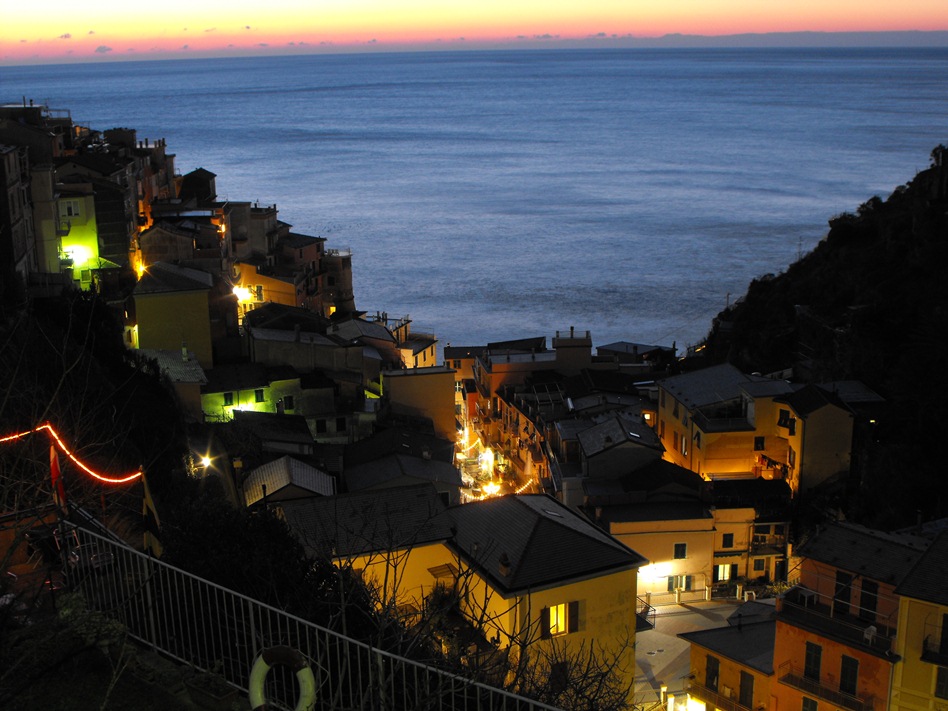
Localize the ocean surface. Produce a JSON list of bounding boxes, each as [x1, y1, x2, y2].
[[4, 49, 947, 353]]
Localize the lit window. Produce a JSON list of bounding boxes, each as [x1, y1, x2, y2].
[[674, 543, 687, 559], [60, 199, 81, 218], [549, 603, 567, 636], [541, 601, 578, 639], [716, 564, 732, 581]]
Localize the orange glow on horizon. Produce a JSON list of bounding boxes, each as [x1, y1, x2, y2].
[[0, 422, 143, 484], [2, 0, 946, 64]]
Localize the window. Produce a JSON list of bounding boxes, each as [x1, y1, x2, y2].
[[802, 698, 818, 711], [754, 436, 765, 451], [254, 285, 264, 301], [254, 389, 265, 403], [674, 543, 687, 559], [714, 564, 735, 582], [739, 670, 754, 708], [789, 447, 796, 468], [452, 360, 461, 369], [548, 661, 569, 694], [283, 395, 294, 410], [673, 432, 679, 451], [936, 666, 948, 700], [336, 417, 347, 432], [672, 401, 679, 418], [223, 392, 234, 407], [668, 575, 693, 592], [659, 420, 665, 439], [705, 655, 720, 692], [679, 435, 688, 457], [754, 559, 766, 572], [60, 199, 80, 217], [834, 571, 853, 616], [722, 533, 734, 549], [315, 419, 327, 434], [859, 579, 878, 621], [804, 642, 822, 682], [694, 431, 701, 449], [541, 601, 579, 639], [840, 655, 859, 696]]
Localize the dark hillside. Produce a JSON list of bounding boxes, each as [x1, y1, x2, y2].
[[702, 145, 948, 529]]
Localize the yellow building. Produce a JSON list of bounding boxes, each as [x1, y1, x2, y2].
[[132, 262, 216, 368], [382, 366, 457, 442], [891, 531, 948, 711], [657, 365, 878, 493], [280, 486, 646, 699]]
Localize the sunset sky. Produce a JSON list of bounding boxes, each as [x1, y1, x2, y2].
[[3, 0, 947, 64]]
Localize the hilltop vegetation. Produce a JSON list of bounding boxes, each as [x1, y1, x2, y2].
[[702, 145, 948, 529]]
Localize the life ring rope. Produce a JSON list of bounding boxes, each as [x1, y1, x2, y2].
[[249, 645, 316, 711]]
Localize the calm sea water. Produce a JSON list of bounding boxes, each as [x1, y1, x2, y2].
[[4, 49, 947, 352]]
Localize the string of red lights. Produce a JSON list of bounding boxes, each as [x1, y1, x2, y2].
[[0, 422, 142, 484]]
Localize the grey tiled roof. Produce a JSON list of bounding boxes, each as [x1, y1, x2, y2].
[[679, 620, 776, 674], [345, 454, 463, 491], [137, 348, 207, 384], [895, 530, 948, 605], [280, 483, 453, 557], [660, 364, 765, 409], [797, 522, 928, 586], [448, 494, 646, 595], [243, 455, 335, 506], [134, 261, 214, 295]]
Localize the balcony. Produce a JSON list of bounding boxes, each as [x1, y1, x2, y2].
[[685, 679, 750, 711], [778, 662, 874, 711], [777, 588, 896, 657], [751, 534, 787, 556], [922, 631, 948, 665]]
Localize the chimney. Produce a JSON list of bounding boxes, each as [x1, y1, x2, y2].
[[181, 341, 188, 361], [498, 552, 511, 577]]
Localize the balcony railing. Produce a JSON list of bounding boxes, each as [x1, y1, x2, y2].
[[778, 662, 873, 711], [922, 633, 948, 665], [685, 679, 750, 711], [778, 588, 897, 657]]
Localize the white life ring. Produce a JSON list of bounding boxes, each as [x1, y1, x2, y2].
[[248, 645, 316, 711]]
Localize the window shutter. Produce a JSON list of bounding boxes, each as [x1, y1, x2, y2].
[[685, 575, 693, 591], [731, 564, 739, 580], [668, 576, 675, 592], [712, 566, 720, 583], [540, 607, 551, 639], [568, 601, 579, 634]]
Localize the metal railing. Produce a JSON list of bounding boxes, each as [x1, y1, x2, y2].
[[685, 679, 750, 711], [67, 527, 559, 711], [777, 661, 873, 711]]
